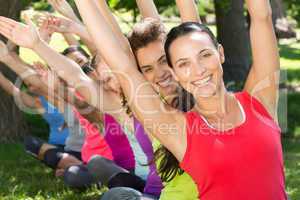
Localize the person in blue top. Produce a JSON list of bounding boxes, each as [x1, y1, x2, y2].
[[39, 95, 69, 146]]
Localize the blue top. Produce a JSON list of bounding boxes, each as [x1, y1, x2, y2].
[[40, 96, 69, 145]]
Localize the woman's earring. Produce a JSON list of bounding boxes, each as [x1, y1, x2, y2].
[[158, 92, 168, 105]]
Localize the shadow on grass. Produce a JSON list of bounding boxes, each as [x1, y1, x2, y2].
[[0, 143, 103, 200], [24, 113, 50, 140]]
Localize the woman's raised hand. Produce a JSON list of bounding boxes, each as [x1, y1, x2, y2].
[[0, 15, 41, 50], [48, 0, 81, 23], [37, 16, 54, 43], [47, 15, 75, 34], [38, 14, 83, 36]]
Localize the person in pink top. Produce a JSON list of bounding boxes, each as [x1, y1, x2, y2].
[[74, 109, 113, 163]]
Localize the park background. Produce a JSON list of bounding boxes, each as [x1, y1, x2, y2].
[[0, 0, 299, 199]]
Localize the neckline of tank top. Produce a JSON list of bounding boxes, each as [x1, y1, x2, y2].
[[197, 93, 246, 133]]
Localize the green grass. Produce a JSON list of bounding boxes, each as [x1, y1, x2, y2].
[[282, 139, 300, 199], [280, 41, 300, 70], [279, 39, 300, 85], [0, 143, 105, 200], [287, 93, 300, 138], [0, 139, 299, 199]]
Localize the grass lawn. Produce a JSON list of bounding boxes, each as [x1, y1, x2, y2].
[[283, 139, 300, 199], [0, 139, 299, 200], [0, 143, 104, 200]]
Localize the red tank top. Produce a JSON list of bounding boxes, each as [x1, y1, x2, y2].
[[180, 92, 287, 200]]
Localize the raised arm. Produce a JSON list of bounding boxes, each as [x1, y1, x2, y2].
[[63, 33, 80, 46], [32, 62, 104, 124], [136, 0, 200, 23], [48, 0, 81, 24], [74, 0, 186, 161], [92, 0, 130, 53], [136, 0, 160, 20], [176, 0, 201, 23], [47, 0, 97, 54], [243, 0, 279, 119], [0, 40, 49, 95], [43, 14, 97, 55], [0, 72, 43, 111], [0, 16, 121, 114]]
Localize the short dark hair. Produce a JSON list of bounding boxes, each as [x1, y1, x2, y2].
[[62, 45, 94, 75], [61, 45, 90, 59], [128, 18, 166, 58]]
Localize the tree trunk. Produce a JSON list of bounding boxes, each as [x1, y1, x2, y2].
[[214, 0, 251, 90], [270, 0, 296, 39], [0, 0, 28, 142]]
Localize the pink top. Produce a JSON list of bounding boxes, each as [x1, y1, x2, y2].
[[180, 92, 287, 200], [74, 110, 114, 163]]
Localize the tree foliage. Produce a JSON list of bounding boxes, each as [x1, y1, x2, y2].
[[21, 0, 50, 10], [284, 0, 300, 26], [109, 0, 175, 12]]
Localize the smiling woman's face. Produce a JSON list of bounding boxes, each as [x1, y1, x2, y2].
[[136, 39, 178, 99], [169, 31, 225, 99]]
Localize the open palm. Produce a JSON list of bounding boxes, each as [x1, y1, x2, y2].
[[48, 0, 80, 23], [47, 15, 73, 33], [0, 16, 40, 49]]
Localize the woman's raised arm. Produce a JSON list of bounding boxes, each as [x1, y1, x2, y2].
[[0, 72, 43, 111], [92, 0, 130, 53], [0, 40, 49, 95], [48, 0, 81, 24], [74, 0, 187, 161], [136, 0, 160, 20], [0, 16, 121, 114], [244, 0, 280, 120], [176, 0, 201, 23]]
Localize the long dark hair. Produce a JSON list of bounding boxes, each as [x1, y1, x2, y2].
[[154, 87, 194, 182], [154, 22, 217, 182], [165, 22, 218, 68]]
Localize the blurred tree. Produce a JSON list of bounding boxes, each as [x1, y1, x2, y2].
[[284, 0, 300, 27], [271, 0, 296, 38], [108, 0, 177, 22], [0, 0, 28, 142], [198, 0, 214, 23], [214, 0, 251, 90], [21, 0, 50, 10]]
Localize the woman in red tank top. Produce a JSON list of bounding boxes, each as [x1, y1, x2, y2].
[[73, 0, 287, 199], [159, 0, 287, 198], [0, 0, 286, 199]]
